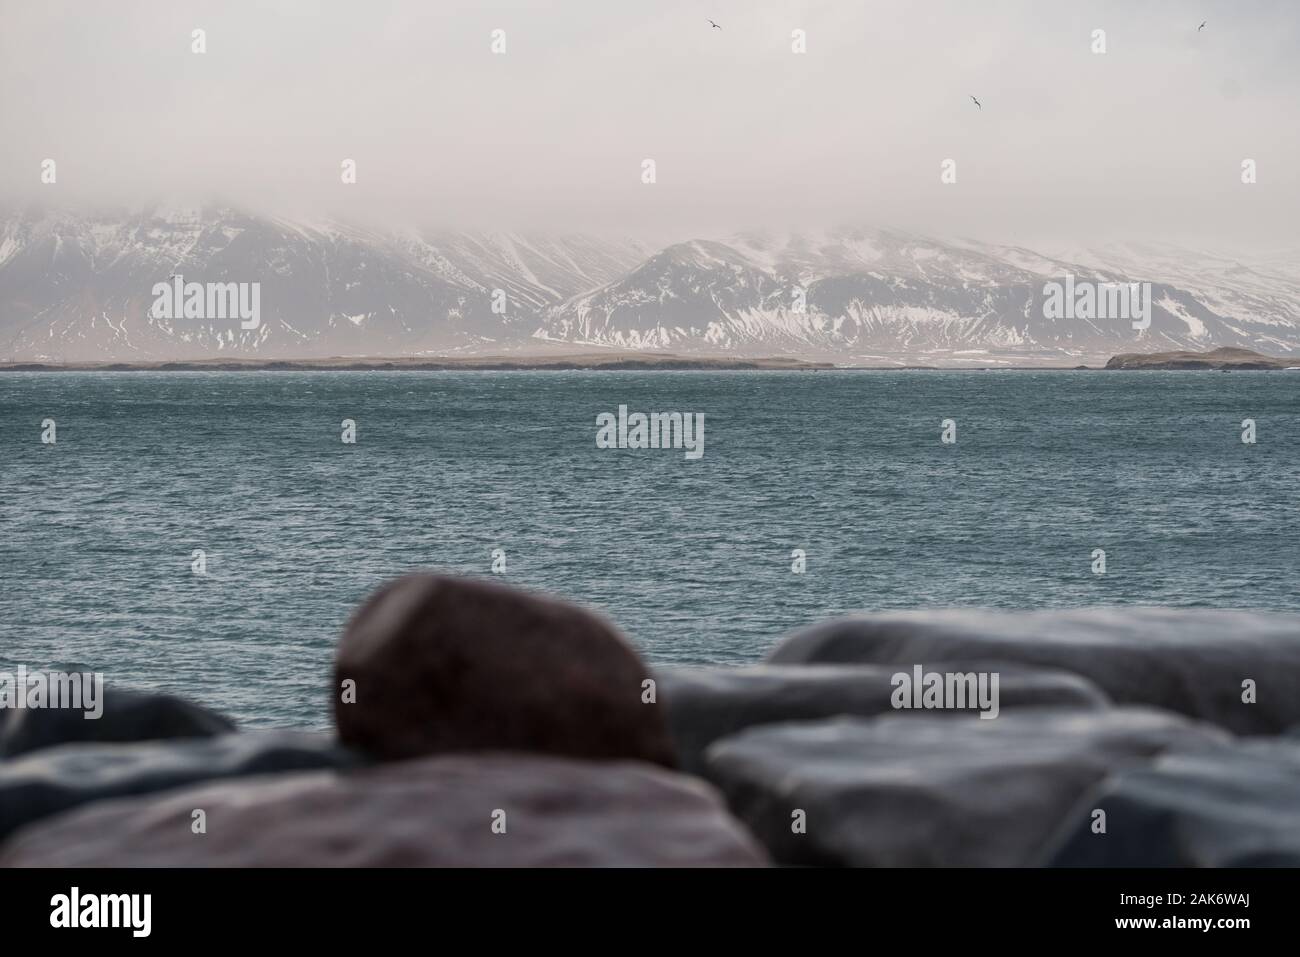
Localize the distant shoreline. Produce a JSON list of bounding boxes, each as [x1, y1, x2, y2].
[[1, 347, 1294, 372], [1104, 347, 1298, 370], [0, 355, 836, 372]]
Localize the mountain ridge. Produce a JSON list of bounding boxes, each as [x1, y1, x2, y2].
[[3, 206, 1297, 365]]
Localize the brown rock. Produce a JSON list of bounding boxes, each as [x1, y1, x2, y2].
[[0, 754, 768, 867], [333, 574, 676, 766]]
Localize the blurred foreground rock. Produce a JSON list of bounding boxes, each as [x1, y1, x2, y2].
[[7, 581, 1300, 867], [701, 708, 1225, 866], [0, 686, 234, 758], [0, 754, 768, 867], [768, 607, 1300, 734], [658, 662, 1109, 774], [0, 732, 356, 842], [334, 574, 676, 766], [1045, 736, 1300, 866]]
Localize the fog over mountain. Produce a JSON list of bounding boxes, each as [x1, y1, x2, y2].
[[2, 1, 1297, 244], [3, 206, 1298, 365]]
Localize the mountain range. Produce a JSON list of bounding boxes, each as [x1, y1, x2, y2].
[[2, 206, 1298, 365]]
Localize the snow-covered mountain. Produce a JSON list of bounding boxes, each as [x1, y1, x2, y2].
[[540, 228, 1300, 364], [2, 208, 1297, 364], [0, 206, 650, 361]]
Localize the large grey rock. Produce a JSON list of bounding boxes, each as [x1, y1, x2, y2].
[[1045, 737, 1300, 867], [703, 707, 1226, 867], [659, 663, 1108, 774], [0, 686, 234, 758], [335, 574, 676, 766], [0, 754, 769, 867], [768, 608, 1300, 734], [0, 731, 357, 843]]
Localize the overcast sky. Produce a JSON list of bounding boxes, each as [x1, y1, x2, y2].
[[1, 0, 1296, 247]]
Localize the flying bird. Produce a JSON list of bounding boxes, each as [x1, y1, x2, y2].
[[1198, 21, 1206, 31], [970, 95, 981, 110], [707, 19, 721, 30]]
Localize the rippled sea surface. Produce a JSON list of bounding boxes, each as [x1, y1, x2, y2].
[[2, 370, 1297, 728]]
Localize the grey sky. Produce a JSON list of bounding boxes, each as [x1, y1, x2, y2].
[[2, 0, 1296, 246]]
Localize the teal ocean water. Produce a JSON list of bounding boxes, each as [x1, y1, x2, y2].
[[2, 370, 1297, 728]]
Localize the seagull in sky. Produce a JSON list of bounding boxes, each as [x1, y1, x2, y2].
[[707, 19, 721, 30], [1198, 21, 1206, 31], [970, 95, 981, 110]]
